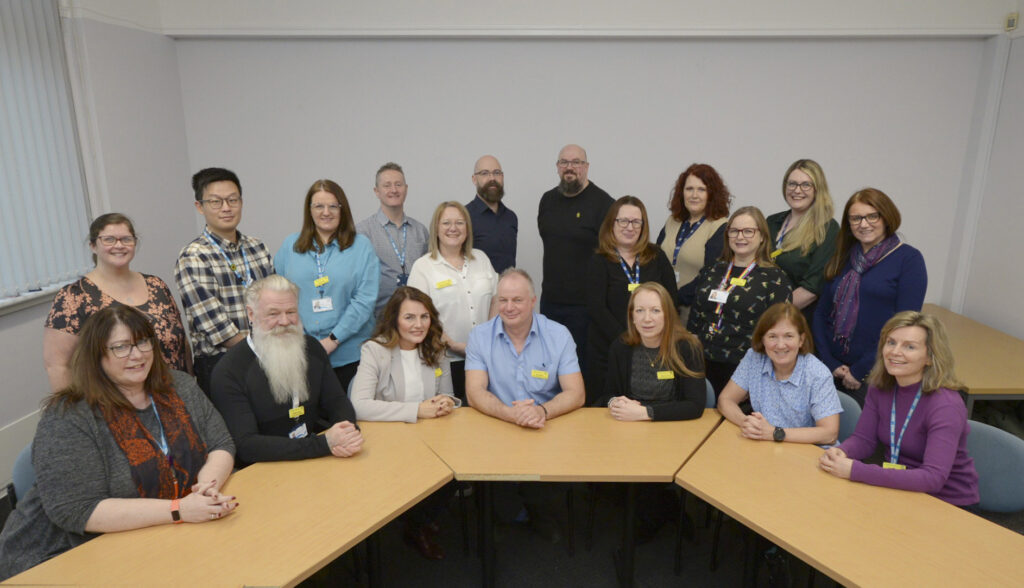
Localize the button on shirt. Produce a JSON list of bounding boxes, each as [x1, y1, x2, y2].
[[730, 348, 842, 429], [355, 210, 430, 317], [466, 196, 518, 274], [465, 313, 580, 406]]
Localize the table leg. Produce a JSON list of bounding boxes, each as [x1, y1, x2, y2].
[[480, 482, 495, 588], [366, 532, 382, 588]]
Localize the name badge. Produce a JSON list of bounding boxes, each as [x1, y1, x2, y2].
[[883, 462, 907, 470], [627, 283, 639, 292], [709, 289, 729, 304], [312, 297, 334, 312], [656, 370, 675, 380], [531, 369, 549, 380], [730, 277, 747, 287], [435, 279, 454, 289], [288, 406, 305, 419], [434, 367, 443, 377], [288, 422, 308, 439], [313, 276, 330, 288], [770, 249, 782, 259]]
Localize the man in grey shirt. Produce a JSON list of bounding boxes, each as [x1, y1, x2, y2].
[[356, 162, 430, 317]]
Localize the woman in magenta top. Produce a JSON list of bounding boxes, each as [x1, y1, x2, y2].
[[819, 311, 979, 506]]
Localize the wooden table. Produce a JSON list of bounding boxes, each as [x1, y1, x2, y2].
[[924, 303, 1024, 416], [415, 407, 722, 587], [4, 422, 453, 588], [676, 421, 1024, 587]]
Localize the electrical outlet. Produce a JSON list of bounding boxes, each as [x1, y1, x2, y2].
[[1007, 12, 1019, 32]]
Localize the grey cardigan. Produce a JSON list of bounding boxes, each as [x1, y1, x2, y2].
[[349, 340, 457, 422], [0, 371, 234, 581]]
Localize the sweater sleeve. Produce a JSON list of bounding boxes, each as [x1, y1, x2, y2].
[[812, 278, 841, 371], [172, 371, 235, 455], [330, 237, 380, 342], [586, 254, 622, 344], [847, 398, 966, 494], [598, 340, 628, 407], [838, 386, 882, 460], [349, 342, 419, 423], [315, 341, 358, 425], [648, 341, 706, 421], [895, 247, 928, 312]]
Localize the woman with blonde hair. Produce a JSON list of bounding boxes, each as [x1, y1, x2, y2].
[[766, 159, 839, 322], [601, 282, 706, 421], [820, 311, 979, 506]]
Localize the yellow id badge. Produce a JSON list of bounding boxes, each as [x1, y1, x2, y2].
[[627, 283, 639, 292], [730, 277, 747, 287], [656, 370, 675, 380], [883, 462, 906, 470], [770, 249, 782, 259], [435, 279, 454, 289], [313, 276, 329, 287], [288, 406, 305, 419], [434, 367, 443, 377], [531, 369, 549, 380]]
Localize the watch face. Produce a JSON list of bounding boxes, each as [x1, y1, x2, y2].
[[773, 427, 785, 442]]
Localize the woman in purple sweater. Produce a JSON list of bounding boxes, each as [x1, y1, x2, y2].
[[813, 188, 926, 406], [819, 311, 979, 507]]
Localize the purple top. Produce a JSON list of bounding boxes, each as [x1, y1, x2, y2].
[[839, 383, 979, 505]]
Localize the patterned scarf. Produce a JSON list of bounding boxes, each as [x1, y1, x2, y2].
[[831, 234, 902, 353], [100, 389, 207, 499]]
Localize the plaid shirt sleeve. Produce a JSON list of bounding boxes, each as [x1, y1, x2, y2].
[[175, 242, 242, 355]]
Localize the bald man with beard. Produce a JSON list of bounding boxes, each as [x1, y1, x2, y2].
[[210, 275, 362, 467], [466, 154, 518, 274]]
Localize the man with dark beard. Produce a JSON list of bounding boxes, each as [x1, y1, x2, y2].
[[537, 144, 613, 370], [210, 275, 362, 467], [465, 154, 517, 273]]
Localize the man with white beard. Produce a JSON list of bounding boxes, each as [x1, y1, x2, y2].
[[211, 275, 362, 467]]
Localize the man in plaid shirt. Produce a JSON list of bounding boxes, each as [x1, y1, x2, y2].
[[175, 167, 274, 395]]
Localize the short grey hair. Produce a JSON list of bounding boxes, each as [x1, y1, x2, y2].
[[375, 162, 404, 186], [498, 267, 535, 297], [245, 275, 299, 310]]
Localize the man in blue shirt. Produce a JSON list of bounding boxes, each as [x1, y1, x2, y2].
[[465, 155, 518, 274], [466, 268, 584, 427]]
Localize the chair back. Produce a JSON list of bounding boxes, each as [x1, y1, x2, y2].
[[836, 391, 861, 443], [704, 379, 715, 409], [9, 441, 34, 509], [967, 420, 1024, 512]]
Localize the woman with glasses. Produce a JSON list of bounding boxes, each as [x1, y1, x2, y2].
[[275, 180, 380, 392], [584, 196, 676, 405], [687, 206, 792, 395], [658, 163, 732, 323], [408, 201, 498, 402], [813, 188, 926, 406], [44, 213, 190, 391], [766, 159, 839, 325], [0, 306, 236, 581]]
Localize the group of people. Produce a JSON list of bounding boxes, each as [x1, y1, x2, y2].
[[0, 147, 979, 580]]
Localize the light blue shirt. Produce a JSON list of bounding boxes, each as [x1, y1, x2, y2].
[[274, 233, 380, 368], [465, 313, 580, 406], [730, 348, 842, 429]]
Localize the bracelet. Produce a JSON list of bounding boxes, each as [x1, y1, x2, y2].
[[170, 498, 182, 524]]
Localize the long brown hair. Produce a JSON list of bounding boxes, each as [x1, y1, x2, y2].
[[293, 179, 356, 253], [867, 311, 965, 394], [46, 305, 173, 411], [370, 286, 447, 367], [721, 206, 776, 267], [825, 188, 902, 279], [669, 163, 731, 222], [597, 195, 658, 265], [621, 282, 703, 377]]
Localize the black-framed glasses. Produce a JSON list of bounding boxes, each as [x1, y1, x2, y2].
[[201, 197, 242, 210], [848, 212, 882, 226], [107, 338, 154, 358], [727, 228, 759, 238], [786, 181, 813, 192], [614, 218, 643, 229]]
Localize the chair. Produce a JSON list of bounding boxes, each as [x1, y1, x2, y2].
[[704, 379, 716, 409], [836, 391, 862, 443], [5, 442, 34, 510], [966, 419, 1024, 512]]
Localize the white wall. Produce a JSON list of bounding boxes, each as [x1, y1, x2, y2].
[[175, 36, 984, 305]]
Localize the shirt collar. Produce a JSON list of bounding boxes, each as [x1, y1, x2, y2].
[[494, 313, 539, 341], [760, 352, 807, 386], [204, 227, 243, 249], [374, 208, 407, 228]]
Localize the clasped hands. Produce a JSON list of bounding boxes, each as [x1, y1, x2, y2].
[[508, 398, 546, 429], [182, 479, 237, 523], [739, 412, 776, 441], [832, 365, 860, 391], [324, 420, 364, 457], [418, 394, 456, 419], [818, 447, 853, 479], [607, 396, 650, 421]]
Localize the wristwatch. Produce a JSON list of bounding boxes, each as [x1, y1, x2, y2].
[[170, 498, 182, 523], [773, 426, 786, 442], [328, 333, 338, 342]]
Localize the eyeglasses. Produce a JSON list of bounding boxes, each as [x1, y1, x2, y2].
[[848, 212, 882, 226], [474, 170, 504, 178], [311, 204, 342, 213], [727, 228, 759, 238], [96, 235, 137, 246], [440, 220, 466, 228], [786, 181, 813, 192], [108, 338, 154, 358], [557, 159, 588, 168], [614, 218, 643, 229], [201, 197, 242, 210]]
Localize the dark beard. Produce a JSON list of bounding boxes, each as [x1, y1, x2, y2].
[[477, 181, 504, 204], [559, 177, 582, 196]]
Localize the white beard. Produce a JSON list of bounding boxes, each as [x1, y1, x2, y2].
[[252, 323, 309, 405]]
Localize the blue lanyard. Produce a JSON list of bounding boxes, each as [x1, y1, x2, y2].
[[618, 256, 640, 284], [149, 396, 169, 455], [385, 222, 409, 271], [313, 247, 332, 298], [204, 229, 252, 286], [672, 217, 705, 265], [774, 214, 793, 249], [889, 385, 923, 465]]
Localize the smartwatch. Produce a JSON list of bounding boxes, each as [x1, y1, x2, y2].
[[773, 426, 786, 443], [328, 333, 338, 342], [170, 498, 182, 523]]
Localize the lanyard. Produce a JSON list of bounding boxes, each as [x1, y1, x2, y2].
[[774, 214, 793, 249], [385, 222, 409, 271], [204, 229, 252, 286], [618, 256, 640, 284], [313, 247, 332, 298], [672, 217, 705, 266], [712, 262, 757, 332], [889, 385, 923, 465], [149, 397, 169, 454]]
